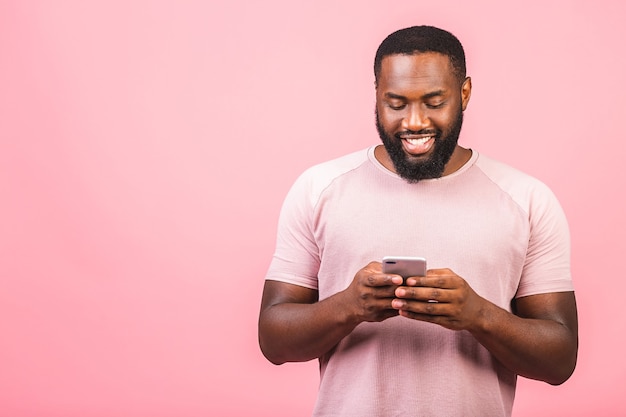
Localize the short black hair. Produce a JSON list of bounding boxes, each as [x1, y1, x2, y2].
[[374, 26, 466, 85]]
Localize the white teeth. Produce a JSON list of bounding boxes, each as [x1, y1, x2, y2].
[[406, 137, 431, 145]]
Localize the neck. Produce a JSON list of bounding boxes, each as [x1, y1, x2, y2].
[[374, 145, 472, 178], [441, 145, 472, 176]]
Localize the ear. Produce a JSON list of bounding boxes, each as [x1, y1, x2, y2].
[[461, 77, 472, 111]]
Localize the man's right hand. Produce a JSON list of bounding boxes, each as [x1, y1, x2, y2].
[[341, 261, 404, 323], [259, 261, 403, 364]]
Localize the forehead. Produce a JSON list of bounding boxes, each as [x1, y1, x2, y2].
[[377, 52, 457, 94]]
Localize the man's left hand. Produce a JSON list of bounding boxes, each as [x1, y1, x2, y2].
[[391, 268, 486, 331]]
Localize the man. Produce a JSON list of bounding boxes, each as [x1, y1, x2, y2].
[[258, 25, 578, 416]]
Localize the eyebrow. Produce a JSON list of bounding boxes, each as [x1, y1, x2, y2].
[[384, 92, 406, 100], [422, 90, 446, 99], [384, 90, 447, 100]]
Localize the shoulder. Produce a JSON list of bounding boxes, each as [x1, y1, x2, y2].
[[473, 153, 570, 266], [474, 153, 545, 190], [287, 148, 371, 206], [473, 153, 560, 216]]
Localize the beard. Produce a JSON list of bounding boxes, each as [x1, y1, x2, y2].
[[376, 107, 464, 183]]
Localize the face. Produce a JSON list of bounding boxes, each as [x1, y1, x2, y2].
[[375, 52, 471, 182]]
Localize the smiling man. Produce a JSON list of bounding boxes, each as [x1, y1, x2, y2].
[[259, 26, 578, 417], [375, 51, 470, 182]]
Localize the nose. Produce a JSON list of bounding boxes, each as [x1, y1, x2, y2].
[[402, 104, 428, 131]]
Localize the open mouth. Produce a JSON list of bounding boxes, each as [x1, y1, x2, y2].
[[400, 134, 436, 155]]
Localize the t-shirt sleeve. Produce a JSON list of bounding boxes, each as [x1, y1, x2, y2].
[[264, 169, 321, 290], [516, 181, 574, 298]]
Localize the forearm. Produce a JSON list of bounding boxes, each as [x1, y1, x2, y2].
[[259, 292, 359, 365], [470, 299, 578, 385], [396, 272, 579, 384]]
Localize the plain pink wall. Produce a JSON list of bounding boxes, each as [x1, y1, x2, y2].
[[1, 1, 624, 416]]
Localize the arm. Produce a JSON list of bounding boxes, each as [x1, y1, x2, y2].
[[392, 269, 578, 385], [258, 262, 403, 365], [479, 290, 578, 385]]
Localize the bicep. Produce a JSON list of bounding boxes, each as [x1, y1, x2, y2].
[[260, 280, 319, 312], [513, 291, 578, 336]]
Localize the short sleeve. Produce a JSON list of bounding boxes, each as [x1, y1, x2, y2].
[[264, 169, 321, 290], [516, 182, 574, 298]]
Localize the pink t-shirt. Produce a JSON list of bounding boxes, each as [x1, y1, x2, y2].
[[266, 147, 573, 416]]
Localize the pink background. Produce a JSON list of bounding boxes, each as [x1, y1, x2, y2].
[[1, 1, 624, 416]]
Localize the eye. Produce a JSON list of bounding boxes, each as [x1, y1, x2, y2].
[[425, 101, 445, 109], [387, 102, 406, 110]]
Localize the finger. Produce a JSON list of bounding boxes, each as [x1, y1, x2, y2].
[[395, 286, 451, 302], [365, 273, 403, 287], [392, 298, 445, 315], [398, 309, 443, 323], [405, 271, 456, 288], [372, 284, 404, 299]]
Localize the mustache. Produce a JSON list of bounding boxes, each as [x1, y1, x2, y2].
[[395, 129, 440, 138]]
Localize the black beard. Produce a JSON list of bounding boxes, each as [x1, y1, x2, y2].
[[376, 108, 464, 183]]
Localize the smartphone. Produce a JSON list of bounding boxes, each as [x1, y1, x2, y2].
[[382, 256, 427, 280]]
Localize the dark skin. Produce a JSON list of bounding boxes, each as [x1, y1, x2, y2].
[[259, 53, 578, 385]]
